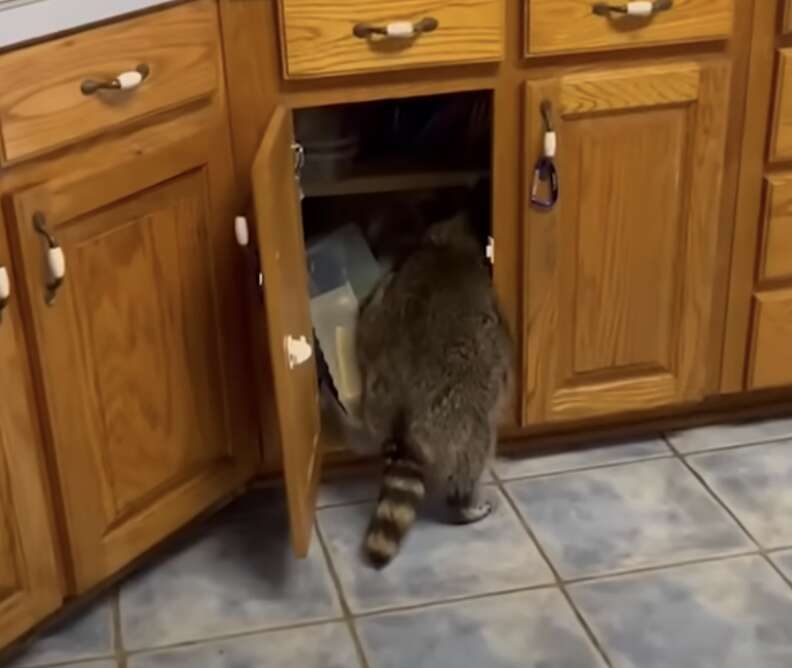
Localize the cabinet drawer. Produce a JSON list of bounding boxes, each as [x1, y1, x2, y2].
[[771, 49, 792, 162], [748, 290, 792, 389], [759, 175, 792, 282], [278, 0, 503, 79], [526, 0, 733, 56], [0, 0, 219, 164]]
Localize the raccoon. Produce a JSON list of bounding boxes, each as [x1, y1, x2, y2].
[[356, 213, 513, 568]]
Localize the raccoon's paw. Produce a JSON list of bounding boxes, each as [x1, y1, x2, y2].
[[449, 490, 499, 525]]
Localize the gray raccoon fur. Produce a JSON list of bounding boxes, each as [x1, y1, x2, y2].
[[356, 214, 513, 568]]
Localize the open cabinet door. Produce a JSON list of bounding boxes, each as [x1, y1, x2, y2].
[[251, 106, 322, 557]]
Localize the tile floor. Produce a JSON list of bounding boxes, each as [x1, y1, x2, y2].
[[7, 417, 792, 668]]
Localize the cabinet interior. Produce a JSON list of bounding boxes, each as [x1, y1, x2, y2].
[[293, 90, 493, 450]]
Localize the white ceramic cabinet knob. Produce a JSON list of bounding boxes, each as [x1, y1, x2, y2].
[[0, 266, 10, 313], [235, 216, 250, 247], [628, 1, 653, 15], [47, 247, 65, 283], [286, 335, 313, 369], [116, 70, 145, 90]]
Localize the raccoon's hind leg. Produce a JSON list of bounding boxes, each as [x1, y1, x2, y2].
[[446, 480, 498, 524], [445, 419, 498, 525]]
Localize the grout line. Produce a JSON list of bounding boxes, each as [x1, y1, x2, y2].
[[112, 588, 126, 668], [669, 434, 792, 458], [766, 552, 792, 590], [122, 617, 344, 660], [314, 520, 371, 668], [767, 546, 792, 555], [563, 549, 761, 586], [318, 499, 376, 510], [494, 453, 675, 484], [491, 474, 615, 668], [664, 436, 765, 548], [351, 582, 557, 620], [664, 435, 792, 595]]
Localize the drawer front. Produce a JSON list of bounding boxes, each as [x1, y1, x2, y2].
[[0, 0, 219, 164], [279, 0, 504, 79], [760, 175, 792, 282], [771, 49, 792, 162], [526, 0, 733, 56], [748, 290, 792, 389]]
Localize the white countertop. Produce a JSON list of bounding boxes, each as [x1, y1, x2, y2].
[[0, 0, 177, 49]]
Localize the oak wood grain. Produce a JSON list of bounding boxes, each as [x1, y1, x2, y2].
[[0, 0, 218, 165], [559, 63, 700, 115], [278, 0, 503, 78], [781, 0, 792, 35], [785, 0, 792, 35], [772, 49, 792, 164], [523, 61, 730, 423], [759, 174, 792, 283], [748, 289, 792, 389], [251, 106, 322, 557], [0, 217, 61, 647], [5, 127, 258, 592], [527, 0, 734, 56]]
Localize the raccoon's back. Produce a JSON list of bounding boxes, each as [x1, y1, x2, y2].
[[367, 245, 512, 396]]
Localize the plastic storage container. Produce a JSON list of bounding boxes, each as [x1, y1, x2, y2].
[[306, 224, 382, 418], [306, 223, 382, 300]]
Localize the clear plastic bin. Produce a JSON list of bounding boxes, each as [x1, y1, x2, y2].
[[306, 223, 382, 301], [306, 224, 383, 419]]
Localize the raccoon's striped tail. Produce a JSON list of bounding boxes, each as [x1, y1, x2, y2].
[[364, 451, 426, 569]]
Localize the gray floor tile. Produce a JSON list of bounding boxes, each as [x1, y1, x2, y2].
[[495, 436, 671, 480], [770, 550, 792, 581], [570, 556, 792, 668], [506, 458, 753, 579], [667, 416, 792, 453], [318, 475, 382, 508], [46, 663, 117, 668], [688, 440, 792, 549], [119, 500, 342, 651], [7, 598, 114, 668], [357, 588, 606, 668], [318, 489, 553, 613], [127, 623, 360, 668]]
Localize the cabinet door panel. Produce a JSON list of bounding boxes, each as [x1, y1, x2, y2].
[[748, 290, 792, 390], [523, 62, 730, 423], [251, 107, 321, 557], [6, 130, 257, 590], [0, 225, 61, 646]]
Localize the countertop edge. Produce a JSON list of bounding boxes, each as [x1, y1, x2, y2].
[[0, 0, 179, 50]]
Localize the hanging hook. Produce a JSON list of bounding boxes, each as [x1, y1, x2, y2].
[[540, 100, 554, 133], [531, 100, 559, 211]]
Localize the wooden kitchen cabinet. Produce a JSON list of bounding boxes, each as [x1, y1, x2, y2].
[[248, 107, 323, 557], [0, 222, 62, 647], [748, 289, 792, 389], [523, 61, 730, 423], [277, 0, 504, 79], [4, 125, 258, 591], [526, 0, 734, 56]]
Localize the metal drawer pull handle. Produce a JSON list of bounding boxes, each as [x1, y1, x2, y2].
[[33, 212, 66, 305], [592, 0, 673, 17], [353, 17, 438, 40], [81, 63, 150, 95], [0, 266, 10, 317]]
